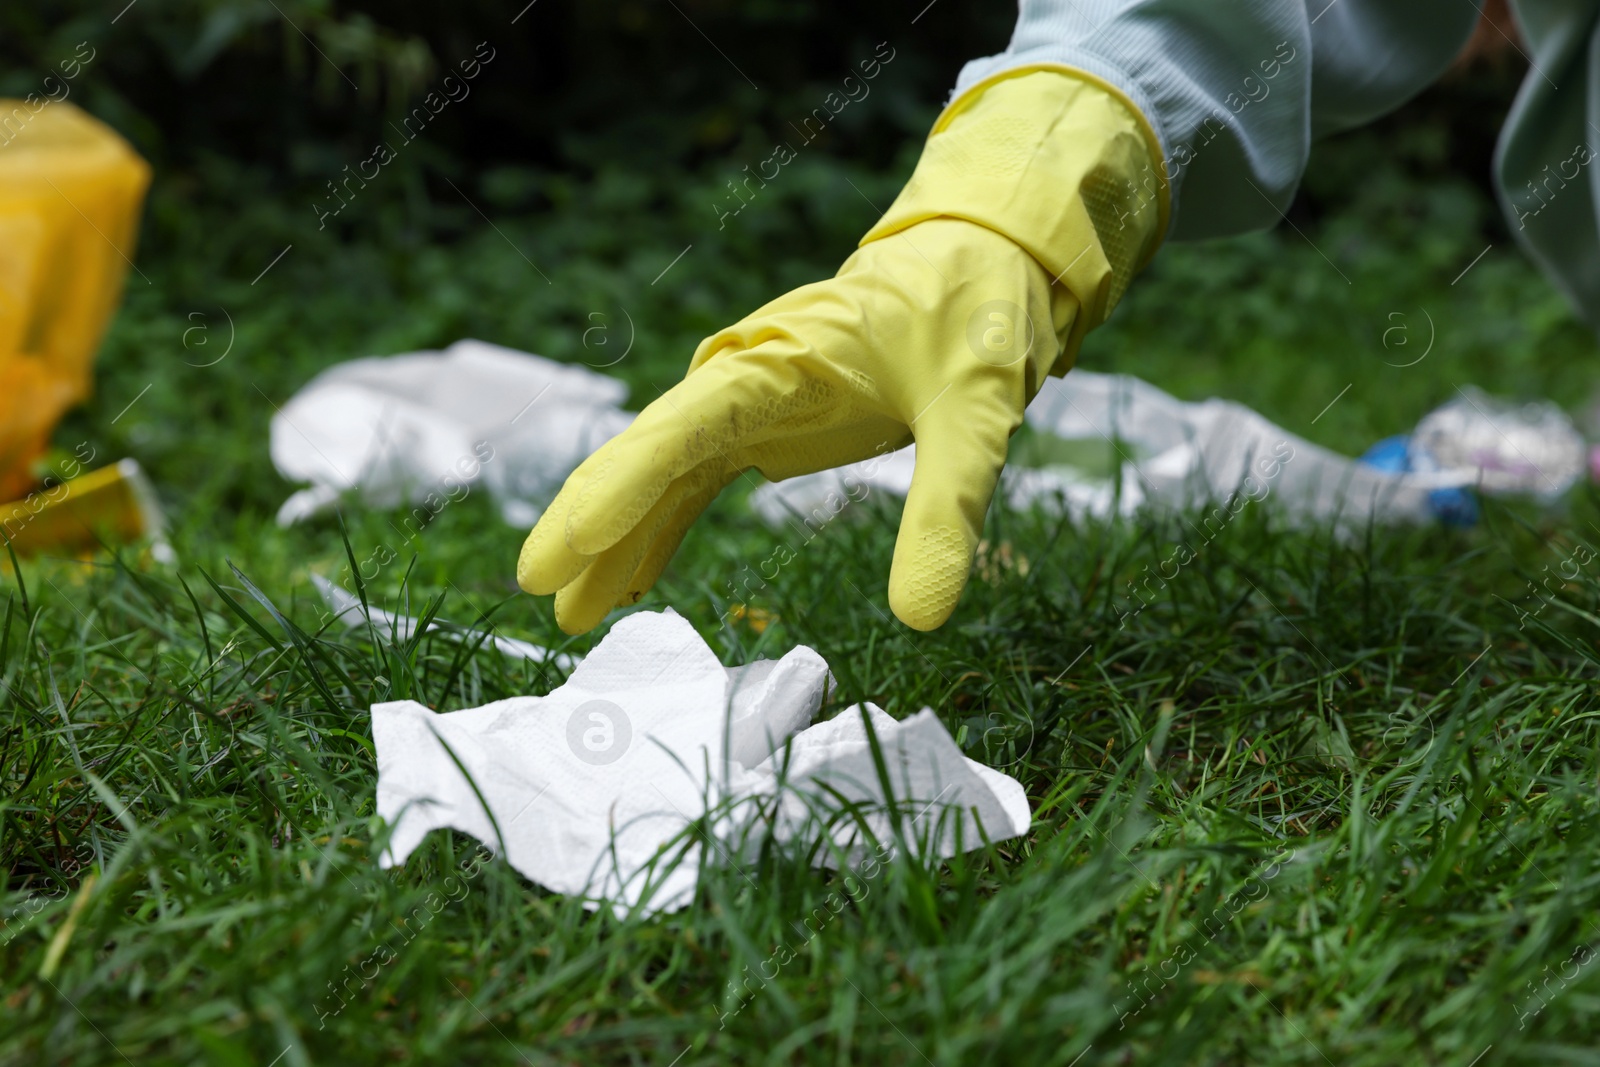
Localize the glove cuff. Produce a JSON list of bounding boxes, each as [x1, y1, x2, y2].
[[859, 66, 1168, 374]]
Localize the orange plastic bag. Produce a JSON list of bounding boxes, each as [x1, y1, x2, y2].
[[0, 100, 150, 500]]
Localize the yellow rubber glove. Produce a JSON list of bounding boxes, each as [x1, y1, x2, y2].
[[519, 67, 1167, 634], [0, 100, 150, 501]]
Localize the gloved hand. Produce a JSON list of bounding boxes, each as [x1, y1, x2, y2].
[[519, 67, 1167, 634]]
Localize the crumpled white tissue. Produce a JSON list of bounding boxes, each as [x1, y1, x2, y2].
[[751, 370, 1475, 529], [373, 609, 1029, 914], [271, 339, 634, 528]]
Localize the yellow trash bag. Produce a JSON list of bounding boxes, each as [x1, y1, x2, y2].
[[0, 99, 150, 501]]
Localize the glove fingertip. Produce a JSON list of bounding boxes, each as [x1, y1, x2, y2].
[[889, 590, 960, 632], [553, 584, 609, 636], [517, 518, 592, 595], [887, 524, 973, 632]]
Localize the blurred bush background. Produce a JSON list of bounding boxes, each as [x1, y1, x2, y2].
[[0, 0, 1528, 253]]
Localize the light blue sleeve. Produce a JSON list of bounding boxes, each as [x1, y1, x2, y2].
[[954, 0, 1476, 240], [1496, 0, 1600, 334]]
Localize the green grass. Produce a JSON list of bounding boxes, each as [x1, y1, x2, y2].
[[5, 122, 1600, 1065]]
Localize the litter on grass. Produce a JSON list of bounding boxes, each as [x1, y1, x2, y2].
[[371, 609, 1030, 915], [270, 339, 634, 528], [0, 458, 172, 562], [312, 574, 577, 672], [272, 342, 1589, 534], [1409, 387, 1586, 499], [753, 372, 1582, 530]]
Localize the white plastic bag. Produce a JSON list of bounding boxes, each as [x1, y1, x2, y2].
[[752, 371, 1476, 530], [270, 339, 634, 527]]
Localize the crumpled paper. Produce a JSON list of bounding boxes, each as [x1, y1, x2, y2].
[[270, 339, 634, 527], [373, 609, 1029, 914], [752, 371, 1479, 529]]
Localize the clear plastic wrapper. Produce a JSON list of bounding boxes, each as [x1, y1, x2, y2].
[[1410, 386, 1585, 499]]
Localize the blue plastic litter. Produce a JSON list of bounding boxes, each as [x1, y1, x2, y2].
[[1357, 434, 1478, 527]]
